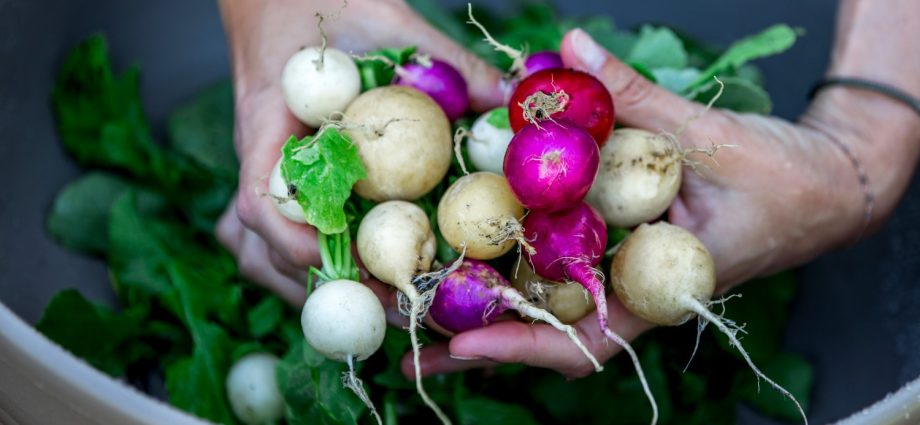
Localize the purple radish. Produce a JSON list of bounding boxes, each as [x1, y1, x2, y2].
[[429, 260, 602, 372], [395, 58, 470, 121], [523, 202, 659, 425], [502, 121, 599, 211], [523, 51, 563, 76]]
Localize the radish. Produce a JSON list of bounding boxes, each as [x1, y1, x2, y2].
[[437, 172, 530, 260], [281, 46, 361, 128], [522, 51, 563, 76], [523, 201, 658, 424], [508, 68, 614, 146], [467, 107, 513, 175], [502, 121, 599, 211], [268, 157, 307, 223], [586, 128, 683, 228], [510, 258, 595, 324], [356, 200, 450, 425], [300, 231, 386, 425], [611, 222, 807, 422], [343, 86, 452, 202], [428, 259, 602, 372], [395, 57, 470, 121], [226, 353, 284, 425]]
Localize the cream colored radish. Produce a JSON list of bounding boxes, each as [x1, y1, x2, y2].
[[467, 108, 514, 174], [356, 201, 450, 425], [437, 172, 527, 260], [226, 353, 284, 425], [510, 259, 595, 324], [268, 158, 307, 223], [281, 46, 361, 128], [587, 129, 683, 228], [344, 86, 452, 201], [611, 222, 807, 423]]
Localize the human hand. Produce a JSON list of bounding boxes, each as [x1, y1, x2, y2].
[[215, 0, 503, 304], [407, 27, 872, 379]]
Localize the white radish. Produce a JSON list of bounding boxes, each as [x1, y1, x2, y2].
[[226, 353, 284, 425], [281, 46, 361, 128], [344, 86, 452, 201], [356, 201, 450, 425], [467, 107, 514, 175], [268, 158, 307, 223], [510, 259, 595, 324]]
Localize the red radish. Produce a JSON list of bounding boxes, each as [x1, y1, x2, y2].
[[523, 51, 563, 76], [395, 57, 470, 122], [523, 202, 658, 425], [502, 121, 599, 211], [428, 260, 602, 372], [508, 69, 614, 146]]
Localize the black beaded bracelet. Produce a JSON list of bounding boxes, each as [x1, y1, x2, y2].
[[810, 76, 920, 116]]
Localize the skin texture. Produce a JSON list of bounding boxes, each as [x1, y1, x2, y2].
[[586, 128, 683, 228], [437, 172, 525, 259], [345, 86, 452, 201], [611, 223, 716, 326], [395, 59, 470, 121], [503, 121, 600, 211], [281, 46, 361, 127], [301, 279, 387, 362], [226, 353, 284, 425]]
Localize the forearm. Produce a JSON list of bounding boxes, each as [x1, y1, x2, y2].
[[802, 0, 920, 241]]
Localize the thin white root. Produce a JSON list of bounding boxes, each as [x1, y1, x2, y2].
[[602, 327, 659, 425], [683, 295, 808, 425], [407, 293, 453, 425], [673, 77, 725, 138], [500, 288, 603, 372], [344, 355, 382, 425], [453, 128, 471, 176], [466, 3, 526, 75]]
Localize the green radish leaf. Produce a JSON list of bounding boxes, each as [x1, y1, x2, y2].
[[373, 327, 415, 390], [277, 340, 365, 425], [629, 62, 657, 83], [580, 17, 636, 59], [688, 24, 798, 89], [281, 127, 367, 234], [456, 398, 540, 425], [355, 46, 417, 92], [36, 289, 152, 376], [653, 67, 701, 94], [485, 107, 510, 130], [167, 81, 237, 180], [740, 353, 813, 421], [47, 172, 133, 254], [627, 25, 688, 69], [694, 76, 773, 114], [246, 295, 285, 339], [164, 319, 237, 425]]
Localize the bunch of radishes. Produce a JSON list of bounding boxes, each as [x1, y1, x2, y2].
[[225, 9, 806, 425]]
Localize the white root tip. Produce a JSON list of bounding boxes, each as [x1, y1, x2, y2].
[[684, 295, 808, 425], [344, 356, 382, 425]]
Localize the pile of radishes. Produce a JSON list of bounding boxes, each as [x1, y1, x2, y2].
[[226, 8, 806, 425]]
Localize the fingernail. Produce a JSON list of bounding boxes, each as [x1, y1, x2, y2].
[[571, 28, 606, 73], [449, 354, 484, 361]]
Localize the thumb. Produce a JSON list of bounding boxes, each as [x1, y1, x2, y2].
[[560, 28, 704, 133]]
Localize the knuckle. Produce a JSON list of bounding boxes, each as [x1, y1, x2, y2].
[[611, 70, 656, 111], [235, 190, 260, 229]]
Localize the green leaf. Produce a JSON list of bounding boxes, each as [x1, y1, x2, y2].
[[740, 353, 813, 421], [36, 289, 151, 376], [581, 18, 636, 59], [168, 81, 237, 179], [164, 320, 237, 424], [693, 77, 772, 114], [484, 107, 509, 130], [277, 340, 365, 425], [247, 296, 285, 339], [281, 128, 367, 234], [456, 398, 540, 425], [47, 172, 132, 254], [355, 46, 417, 92], [688, 24, 798, 89], [652, 67, 701, 94], [627, 26, 688, 69], [629, 62, 657, 83], [373, 327, 415, 390]]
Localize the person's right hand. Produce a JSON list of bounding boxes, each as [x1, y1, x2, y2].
[[215, 0, 504, 305]]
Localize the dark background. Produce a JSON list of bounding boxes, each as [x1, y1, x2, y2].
[[1, 0, 917, 424]]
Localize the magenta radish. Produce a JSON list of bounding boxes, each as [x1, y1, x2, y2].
[[395, 57, 470, 121], [523, 51, 563, 76], [428, 260, 602, 372], [502, 121, 599, 211], [612, 222, 807, 423], [523, 201, 658, 424]]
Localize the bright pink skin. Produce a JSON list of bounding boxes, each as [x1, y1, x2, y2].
[[522, 202, 619, 337], [394, 58, 470, 121], [502, 121, 599, 211], [523, 51, 563, 76], [508, 68, 614, 146], [428, 260, 512, 334]]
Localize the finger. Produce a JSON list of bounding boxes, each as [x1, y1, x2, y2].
[[236, 228, 308, 307], [407, 15, 505, 111], [400, 343, 498, 379], [268, 249, 311, 283], [559, 28, 707, 138]]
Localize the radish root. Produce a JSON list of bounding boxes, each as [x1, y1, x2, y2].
[[466, 3, 526, 76], [344, 355, 382, 425], [453, 128, 471, 175]]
